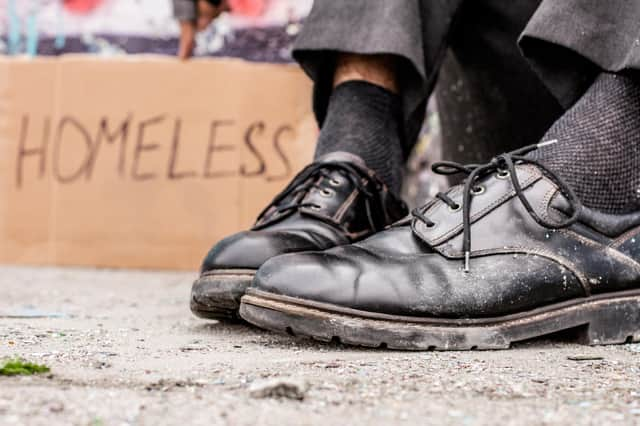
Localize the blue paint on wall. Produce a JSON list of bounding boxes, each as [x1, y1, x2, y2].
[[8, 0, 21, 54], [54, 0, 66, 50], [26, 13, 40, 56]]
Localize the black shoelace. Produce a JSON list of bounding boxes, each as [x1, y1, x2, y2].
[[412, 141, 582, 272], [255, 161, 382, 231]]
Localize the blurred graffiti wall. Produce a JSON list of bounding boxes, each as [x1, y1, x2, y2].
[[0, 0, 312, 61]]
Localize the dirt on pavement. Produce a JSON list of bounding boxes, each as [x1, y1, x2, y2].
[[1, 266, 640, 426]]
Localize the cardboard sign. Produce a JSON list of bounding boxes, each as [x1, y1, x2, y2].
[[0, 56, 316, 269]]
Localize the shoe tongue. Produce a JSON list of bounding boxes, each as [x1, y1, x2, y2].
[[315, 151, 368, 170]]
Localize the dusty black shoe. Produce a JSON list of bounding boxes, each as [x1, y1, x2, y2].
[[191, 152, 407, 319], [241, 143, 640, 350]]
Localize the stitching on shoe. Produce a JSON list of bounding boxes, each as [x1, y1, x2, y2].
[[610, 225, 640, 248], [560, 228, 640, 274], [558, 228, 603, 250], [539, 184, 560, 222], [436, 233, 590, 294], [425, 171, 541, 245], [602, 245, 640, 274], [478, 246, 590, 296], [434, 245, 589, 295]]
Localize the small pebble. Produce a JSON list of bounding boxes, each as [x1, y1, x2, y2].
[[248, 378, 308, 400], [567, 355, 604, 361]]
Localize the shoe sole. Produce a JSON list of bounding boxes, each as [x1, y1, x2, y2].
[[239, 288, 640, 350], [190, 270, 256, 320]]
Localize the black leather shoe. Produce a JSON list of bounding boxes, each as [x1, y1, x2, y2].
[[241, 143, 640, 350], [191, 152, 407, 319]]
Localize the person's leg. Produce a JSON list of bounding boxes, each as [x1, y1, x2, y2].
[[519, 0, 640, 108], [293, 0, 466, 195], [532, 72, 640, 214], [519, 0, 640, 215], [295, 0, 566, 191], [312, 54, 405, 194]]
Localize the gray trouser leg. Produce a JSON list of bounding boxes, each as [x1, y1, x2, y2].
[[294, 0, 640, 164], [293, 0, 563, 164], [436, 0, 564, 165], [293, 0, 445, 159], [520, 0, 640, 108]]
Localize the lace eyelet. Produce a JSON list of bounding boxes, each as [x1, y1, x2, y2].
[[329, 178, 342, 187], [448, 204, 461, 213], [496, 170, 510, 179], [426, 221, 437, 229], [471, 185, 486, 195], [320, 188, 334, 197]]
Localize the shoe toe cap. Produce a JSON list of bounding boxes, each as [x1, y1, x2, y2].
[[201, 230, 326, 272], [252, 246, 397, 312]]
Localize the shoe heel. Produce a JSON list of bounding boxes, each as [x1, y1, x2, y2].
[[579, 297, 640, 345]]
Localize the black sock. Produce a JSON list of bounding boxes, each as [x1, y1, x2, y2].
[[314, 81, 405, 195], [533, 72, 640, 214]]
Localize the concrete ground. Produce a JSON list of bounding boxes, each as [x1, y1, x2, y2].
[[1, 266, 640, 426]]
